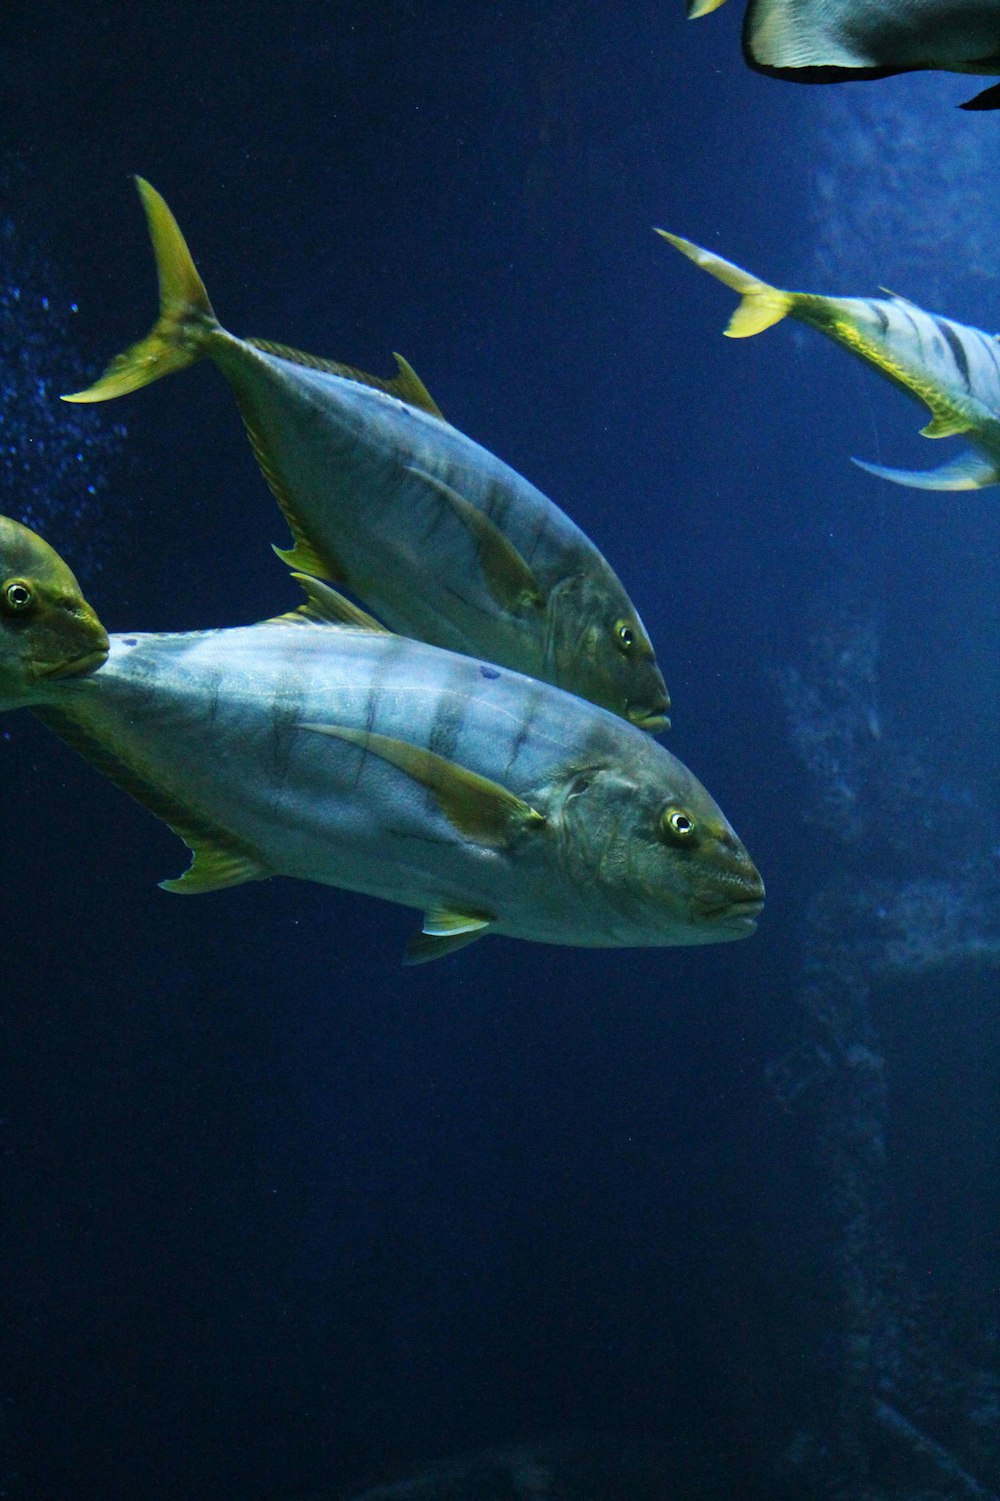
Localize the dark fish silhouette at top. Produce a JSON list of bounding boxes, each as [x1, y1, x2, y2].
[[687, 0, 1000, 109]]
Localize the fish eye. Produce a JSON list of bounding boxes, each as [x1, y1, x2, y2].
[[614, 619, 636, 654], [2, 579, 33, 614], [661, 806, 696, 843]]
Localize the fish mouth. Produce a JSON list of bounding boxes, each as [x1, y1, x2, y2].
[[35, 644, 111, 680], [627, 705, 671, 733], [693, 894, 765, 932]]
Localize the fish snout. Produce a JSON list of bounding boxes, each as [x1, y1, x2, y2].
[[33, 601, 111, 680], [691, 834, 765, 934], [627, 687, 672, 734]]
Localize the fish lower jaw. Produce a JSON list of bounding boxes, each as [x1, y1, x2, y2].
[[627, 707, 672, 734], [691, 895, 765, 928], [33, 646, 111, 681]]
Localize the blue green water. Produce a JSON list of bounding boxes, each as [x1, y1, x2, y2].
[[1, 5, 998, 1498]]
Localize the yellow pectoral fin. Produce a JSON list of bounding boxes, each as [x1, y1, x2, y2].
[[267, 573, 390, 632], [405, 466, 546, 615], [301, 724, 546, 848], [688, 0, 728, 14]]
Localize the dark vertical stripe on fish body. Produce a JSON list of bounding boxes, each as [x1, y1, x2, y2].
[[935, 318, 972, 391], [891, 300, 929, 363], [978, 331, 1000, 389], [427, 656, 470, 765], [962, 327, 1000, 408], [503, 681, 547, 784], [365, 634, 410, 736], [268, 640, 310, 788]]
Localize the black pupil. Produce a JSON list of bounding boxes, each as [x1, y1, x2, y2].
[[674, 815, 690, 832], [7, 584, 29, 608], [619, 626, 633, 646]]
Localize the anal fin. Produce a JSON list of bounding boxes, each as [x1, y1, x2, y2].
[[920, 414, 974, 439], [404, 918, 492, 965], [235, 392, 347, 583], [34, 706, 270, 894], [160, 844, 269, 893]]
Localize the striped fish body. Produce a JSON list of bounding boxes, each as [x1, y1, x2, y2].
[[65, 180, 670, 733], [658, 231, 1000, 490], [791, 291, 1000, 450], [33, 619, 762, 954], [210, 330, 661, 715]]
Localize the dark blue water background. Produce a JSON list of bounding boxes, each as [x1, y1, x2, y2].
[[1, 5, 998, 1498]]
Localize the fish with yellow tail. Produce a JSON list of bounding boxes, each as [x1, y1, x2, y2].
[[0, 517, 762, 962], [658, 230, 1000, 492], [685, 0, 1000, 110], [63, 179, 670, 734]]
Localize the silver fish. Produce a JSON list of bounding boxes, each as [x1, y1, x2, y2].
[[686, 0, 1000, 109], [0, 517, 762, 963], [658, 230, 1000, 491], [64, 179, 671, 733]]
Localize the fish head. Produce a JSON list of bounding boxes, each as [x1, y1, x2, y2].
[[0, 516, 109, 709], [555, 742, 764, 946], [547, 573, 671, 733]]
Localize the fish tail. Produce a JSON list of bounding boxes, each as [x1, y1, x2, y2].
[[655, 231, 793, 338], [686, 0, 729, 16], [62, 177, 217, 403]]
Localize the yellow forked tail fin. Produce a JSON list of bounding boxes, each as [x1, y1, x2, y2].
[[655, 230, 793, 338], [63, 177, 217, 403]]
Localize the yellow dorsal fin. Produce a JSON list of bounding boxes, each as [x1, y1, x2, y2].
[[389, 354, 445, 418], [268, 573, 390, 632], [34, 705, 269, 892], [655, 230, 793, 338], [405, 466, 546, 614], [246, 339, 445, 419], [301, 724, 546, 847]]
